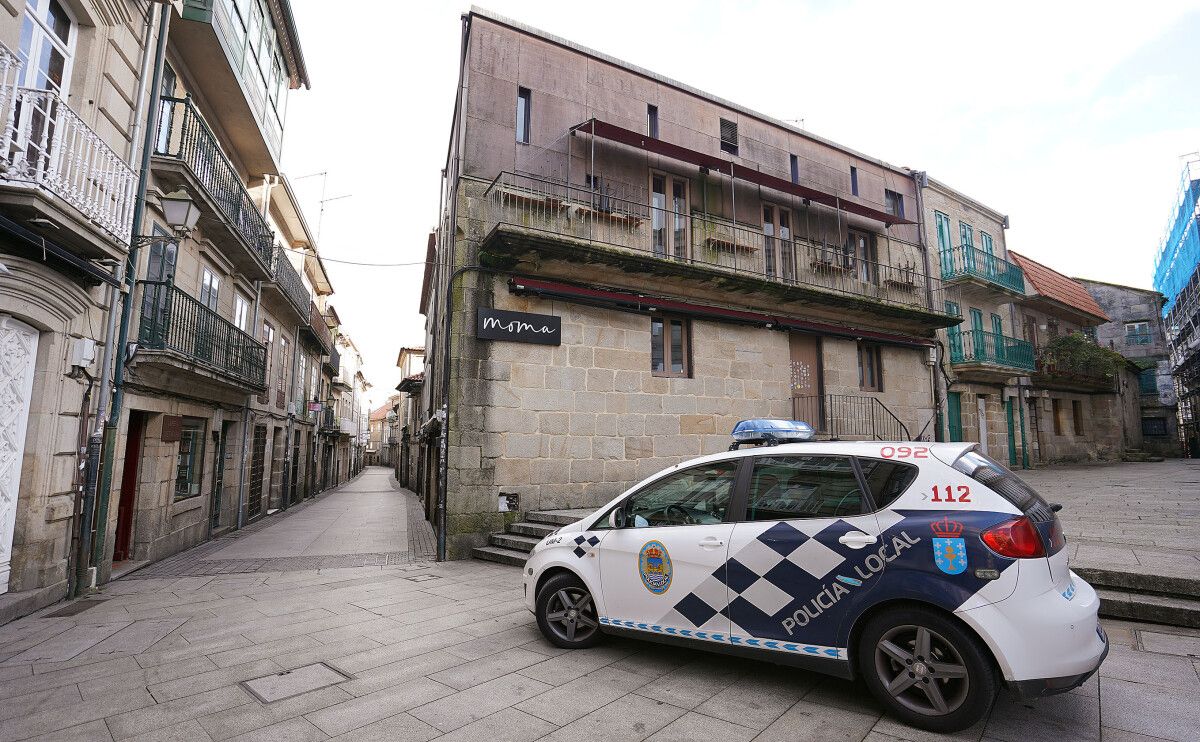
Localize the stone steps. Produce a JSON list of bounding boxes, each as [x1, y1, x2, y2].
[[472, 509, 591, 566], [1095, 588, 1200, 629]]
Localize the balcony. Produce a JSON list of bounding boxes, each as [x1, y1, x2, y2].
[[948, 329, 1036, 380], [1033, 350, 1117, 392], [0, 44, 136, 252], [264, 245, 310, 320], [324, 346, 340, 376], [338, 417, 356, 437], [301, 301, 333, 354], [134, 280, 267, 393], [938, 245, 1026, 300], [152, 96, 274, 278], [483, 173, 957, 328]]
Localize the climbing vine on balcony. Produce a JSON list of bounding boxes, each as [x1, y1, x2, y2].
[[1038, 332, 1127, 378]]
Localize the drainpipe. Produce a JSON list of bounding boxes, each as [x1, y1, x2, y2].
[[90, 3, 171, 575], [911, 171, 945, 441], [235, 280, 263, 528]]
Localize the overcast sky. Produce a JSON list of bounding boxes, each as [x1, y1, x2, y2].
[[282, 0, 1200, 409]]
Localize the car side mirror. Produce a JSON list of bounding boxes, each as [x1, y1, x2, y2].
[[609, 506, 628, 529]]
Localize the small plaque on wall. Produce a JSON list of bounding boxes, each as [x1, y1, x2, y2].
[[477, 308, 561, 345], [161, 415, 183, 443]]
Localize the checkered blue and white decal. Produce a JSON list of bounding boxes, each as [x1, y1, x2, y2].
[[597, 616, 846, 660], [572, 534, 600, 558]]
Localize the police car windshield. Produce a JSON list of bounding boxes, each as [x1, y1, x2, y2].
[[952, 449, 1048, 512]]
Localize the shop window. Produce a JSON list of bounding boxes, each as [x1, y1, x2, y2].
[[174, 419, 205, 500], [651, 315, 690, 378]]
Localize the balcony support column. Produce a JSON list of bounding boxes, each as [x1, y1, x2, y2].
[[86, 2, 171, 591]]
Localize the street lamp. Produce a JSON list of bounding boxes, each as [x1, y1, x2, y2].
[[159, 188, 201, 233]]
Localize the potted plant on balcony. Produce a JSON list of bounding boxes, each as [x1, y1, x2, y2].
[[1036, 332, 1125, 381]]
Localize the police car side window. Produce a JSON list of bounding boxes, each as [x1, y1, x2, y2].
[[622, 461, 739, 528], [745, 455, 863, 521], [856, 458, 918, 510]]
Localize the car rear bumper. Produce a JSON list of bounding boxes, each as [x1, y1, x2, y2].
[[1008, 624, 1108, 698]]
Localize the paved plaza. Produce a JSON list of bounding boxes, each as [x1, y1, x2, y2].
[[0, 466, 1196, 741]]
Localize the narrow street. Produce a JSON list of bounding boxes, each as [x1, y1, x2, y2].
[[0, 467, 1195, 741]]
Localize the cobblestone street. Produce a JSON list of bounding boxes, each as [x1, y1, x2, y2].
[[0, 466, 1196, 742]]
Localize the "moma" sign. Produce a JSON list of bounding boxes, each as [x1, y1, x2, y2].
[[476, 308, 561, 345]]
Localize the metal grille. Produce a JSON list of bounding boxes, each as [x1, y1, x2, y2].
[[248, 425, 267, 520], [719, 117, 738, 153], [792, 394, 911, 441]]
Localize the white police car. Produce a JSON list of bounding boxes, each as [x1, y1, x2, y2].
[[523, 420, 1107, 733]]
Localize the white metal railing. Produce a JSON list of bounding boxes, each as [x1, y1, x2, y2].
[[0, 43, 136, 242]]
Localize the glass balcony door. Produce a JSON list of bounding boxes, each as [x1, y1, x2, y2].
[[762, 204, 794, 281], [651, 173, 688, 261]]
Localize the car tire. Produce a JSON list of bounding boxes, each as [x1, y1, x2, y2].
[[857, 606, 998, 733], [535, 572, 603, 649]]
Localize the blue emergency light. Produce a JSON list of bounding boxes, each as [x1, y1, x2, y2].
[[729, 419, 815, 449]]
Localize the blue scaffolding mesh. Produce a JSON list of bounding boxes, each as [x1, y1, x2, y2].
[[1153, 160, 1200, 317]]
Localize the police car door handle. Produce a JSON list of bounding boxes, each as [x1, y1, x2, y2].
[[698, 536, 725, 550], [838, 532, 877, 549]]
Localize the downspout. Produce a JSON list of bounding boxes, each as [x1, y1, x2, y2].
[[912, 170, 946, 442], [90, 2, 171, 576], [435, 12, 472, 562], [235, 280, 263, 528]]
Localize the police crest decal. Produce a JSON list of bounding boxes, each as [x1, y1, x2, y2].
[[931, 517, 967, 575], [638, 540, 672, 594]]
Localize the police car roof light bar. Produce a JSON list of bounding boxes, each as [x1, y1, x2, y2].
[[729, 419, 815, 450]]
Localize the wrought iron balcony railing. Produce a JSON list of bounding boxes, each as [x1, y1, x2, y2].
[[791, 394, 911, 441], [270, 245, 310, 316], [0, 44, 136, 242], [938, 245, 1026, 294], [324, 345, 341, 377], [485, 172, 953, 316], [948, 329, 1036, 372], [304, 300, 333, 353], [137, 280, 266, 388], [153, 96, 274, 265]]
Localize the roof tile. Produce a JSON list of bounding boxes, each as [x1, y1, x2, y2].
[[1010, 252, 1109, 322]]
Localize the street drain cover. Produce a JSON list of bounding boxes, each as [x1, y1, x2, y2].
[[45, 599, 108, 617], [402, 573, 441, 582], [241, 662, 351, 703]]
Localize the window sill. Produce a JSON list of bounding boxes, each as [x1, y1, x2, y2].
[[170, 496, 204, 516]]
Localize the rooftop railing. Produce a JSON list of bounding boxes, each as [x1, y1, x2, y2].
[[938, 245, 1025, 294], [948, 329, 1036, 372], [137, 280, 266, 388], [485, 172, 952, 315], [0, 43, 136, 242], [154, 96, 274, 266]]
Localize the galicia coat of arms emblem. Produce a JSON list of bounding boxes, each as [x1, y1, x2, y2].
[[931, 517, 967, 575], [638, 540, 672, 594]]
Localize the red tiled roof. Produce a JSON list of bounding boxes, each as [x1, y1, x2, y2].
[[1009, 252, 1109, 322], [368, 404, 391, 422]]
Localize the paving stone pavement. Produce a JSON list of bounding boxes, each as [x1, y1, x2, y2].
[[1021, 459, 1200, 582], [0, 466, 1197, 741]]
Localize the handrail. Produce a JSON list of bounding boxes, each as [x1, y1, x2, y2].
[[792, 394, 910, 441], [487, 171, 951, 315], [153, 96, 274, 266], [136, 280, 266, 387], [948, 329, 1036, 371], [938, 244, 1025, 294]]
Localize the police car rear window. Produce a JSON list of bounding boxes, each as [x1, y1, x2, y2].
[[952, 449, 1048, 513], [856, 459, 919, 510]]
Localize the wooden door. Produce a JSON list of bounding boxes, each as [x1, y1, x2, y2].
[[113, 411, 146, 562], [789, 333, 823, 430], [0, 317, 39, 592]]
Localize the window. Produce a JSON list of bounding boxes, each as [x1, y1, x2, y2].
[[1072, 400, 1084, 435], [1052, 399, 1064, 435], [262, 321, 275, 381], [858, 342, 883, 392], [848, 230, 876, 283], [884, 189, 904, 219], [719, 117, 738, 155], [1138, 368, 1158, 395], [199, 268, 220, 311], [1047, 320, 1060, 341], [850, 166, 859, 196], [1124, 321, 1152, 346], [763, 204, 794, 280], [515, 87, 531, 144], [980, 232, 996, 276], [746, 455, 864, 520], [650, 315, 689, 377], [18, 0, 74, 94], [174, 419, 206, 500], [613, 460, 738, 528], [935, 211, 954, 274], [234, 294, 250, 332], [789, 154, 799, 184], [1142, 418, 1168, 436], [856, 459, 919, 509], [650, 173, 687, 261], [1082, 326, 1097, 343], [647, 104, 658, 138], [278, 336, 289, 395], [959, 221, 974, 249]]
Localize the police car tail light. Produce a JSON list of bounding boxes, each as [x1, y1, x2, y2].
[[980, 516, 1045, 559]]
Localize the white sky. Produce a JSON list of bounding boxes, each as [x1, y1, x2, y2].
[[281, 0, 1200, 409]]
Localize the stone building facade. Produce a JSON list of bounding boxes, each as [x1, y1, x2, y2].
[[1078, 279, 1179, 457], [418, 9, 959, 559]]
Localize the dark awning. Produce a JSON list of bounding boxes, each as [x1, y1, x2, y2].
[[570, 118, 915, 227], [0, 213, 121, 288], [509, 276, 934, 348]]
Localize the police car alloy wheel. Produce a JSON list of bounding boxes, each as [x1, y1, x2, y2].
[[536, 572, 602, 648], [858, 607, 998, 732]]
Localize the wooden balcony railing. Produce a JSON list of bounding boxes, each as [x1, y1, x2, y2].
[[485, 172, 952, 316], [137, 280, 266, 388]]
